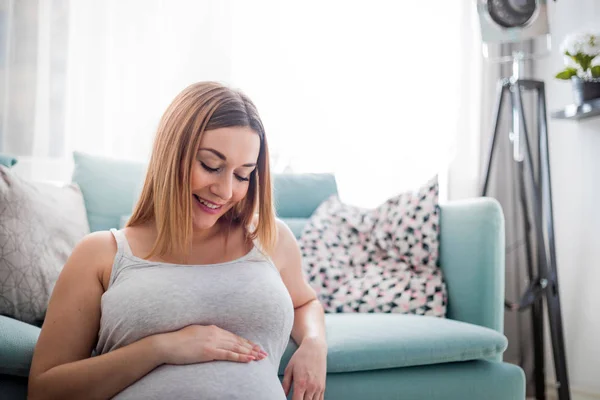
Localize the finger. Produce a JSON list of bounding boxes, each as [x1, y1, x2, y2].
[[229, 342, 255, 356], [214, 348, 255, 363], [234, 337, 268, 359], [245, 339, 268, 357], [225, 331, 263, 353], [292, 383, 305, 400], [319, 390, 325, 400], [282, 370, 292, 396], [217, 340, 263, 361], [225, 337, 266, 359], [236, 336, 266, 355], [221, 334, 255, 356]]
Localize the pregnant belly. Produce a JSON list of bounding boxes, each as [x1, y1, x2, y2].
[[112, 361, 286, 400]]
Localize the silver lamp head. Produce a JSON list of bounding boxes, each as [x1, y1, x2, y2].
[[477, 0, 550, 44], [476, 0, 552, 63]]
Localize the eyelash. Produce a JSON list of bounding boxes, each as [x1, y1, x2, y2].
[[201, 162, 250, 182]]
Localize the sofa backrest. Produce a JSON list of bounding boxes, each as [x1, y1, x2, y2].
[[271, 173, 338, 237], [72, 152, 338, 237]]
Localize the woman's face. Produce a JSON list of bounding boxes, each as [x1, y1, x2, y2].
[[190, 126, 261, 232]]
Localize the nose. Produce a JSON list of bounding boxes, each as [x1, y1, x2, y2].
[[210, 173, 233, 201]]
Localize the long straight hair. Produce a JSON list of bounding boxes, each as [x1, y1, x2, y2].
[[127, 82, 277, 259]]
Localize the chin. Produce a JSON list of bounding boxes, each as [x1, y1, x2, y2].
[[192, 214, 219, 231], [191, 207, 233, 231]]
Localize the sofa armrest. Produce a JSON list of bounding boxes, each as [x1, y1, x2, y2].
[[0, 316, 41, 377], [439, 198, 505, 335]]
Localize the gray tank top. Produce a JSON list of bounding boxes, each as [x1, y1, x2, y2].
[[96, 229, 295, 400]]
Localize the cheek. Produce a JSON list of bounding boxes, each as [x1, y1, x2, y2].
[[190, 165, 208, 188], [231, 183, 250, 203]]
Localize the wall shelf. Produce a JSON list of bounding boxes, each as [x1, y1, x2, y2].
[[551, 98, 600, 120]]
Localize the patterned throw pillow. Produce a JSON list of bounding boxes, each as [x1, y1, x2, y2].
[[299, 176, 447, 317], [0, 166, 90, 324]]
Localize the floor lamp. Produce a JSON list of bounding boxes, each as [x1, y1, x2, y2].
[[480, 53, 571, 400]]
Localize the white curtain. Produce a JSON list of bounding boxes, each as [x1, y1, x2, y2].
[[1, 0, 482, 206]]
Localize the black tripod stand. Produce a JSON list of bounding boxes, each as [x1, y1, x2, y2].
[[481, 61, 571, 400]]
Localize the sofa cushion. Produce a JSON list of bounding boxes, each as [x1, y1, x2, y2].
[[0, 166, 90, 324], [299, 176, 446, 316], [0, 316, 41, 377], [279, 313, 507, 375], [0, 313, 506, 378]]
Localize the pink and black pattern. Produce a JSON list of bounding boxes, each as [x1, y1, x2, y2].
[[298, 176, 447, 317]]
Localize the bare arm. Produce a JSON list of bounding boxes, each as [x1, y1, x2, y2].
[[30, 335, 166, 400], [272, 220, 326, 347], [28, 232, 165, 400], [271, 219, 327, 400]]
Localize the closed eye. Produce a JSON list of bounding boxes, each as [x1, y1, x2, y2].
[[201, 162, 220, 173], [201, 162, 250, 182]]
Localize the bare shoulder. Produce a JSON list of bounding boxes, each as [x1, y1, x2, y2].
[[251, 213, 295, 244], [251, 214, 298, 270], [274, 218, 296, 247], [68, 231, 118, 290], [75, 230, 117, 254], [272, 218, 300, 270], [70, 231, 117, 266]]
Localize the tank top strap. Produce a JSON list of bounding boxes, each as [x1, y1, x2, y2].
[[110, 228, 134, 257]]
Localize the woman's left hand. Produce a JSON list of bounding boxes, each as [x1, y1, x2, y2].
[[282, 337, 327, 400]]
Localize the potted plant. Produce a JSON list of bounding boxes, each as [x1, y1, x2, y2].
[[555, 31, 600, 105]]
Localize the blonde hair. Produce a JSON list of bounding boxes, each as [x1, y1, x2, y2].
[[127, 82, 277, 259]]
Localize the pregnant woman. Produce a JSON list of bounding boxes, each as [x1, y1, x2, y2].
[[28, 82, 327, 400]]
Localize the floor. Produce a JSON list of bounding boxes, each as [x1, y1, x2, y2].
[[527, 392, 600, 400]]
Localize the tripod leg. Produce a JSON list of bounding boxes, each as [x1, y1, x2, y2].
[[538, 85, 571, 400], [511, 87, 546, 400], [517, 164, 546, 400], [481, 80, 508, 196]]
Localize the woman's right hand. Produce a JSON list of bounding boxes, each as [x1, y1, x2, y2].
[[155, 325, 268, 365]]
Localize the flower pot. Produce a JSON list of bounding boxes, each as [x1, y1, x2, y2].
[[571, 77, 600, 105]]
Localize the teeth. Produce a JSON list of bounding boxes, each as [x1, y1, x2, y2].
[[198, 197, 220, 209]]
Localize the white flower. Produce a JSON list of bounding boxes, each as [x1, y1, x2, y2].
[[560, 31, 600, 56], [582, 36, 600, 56]]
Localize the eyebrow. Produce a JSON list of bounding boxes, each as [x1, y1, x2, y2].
[[199, 148, 257, 168]]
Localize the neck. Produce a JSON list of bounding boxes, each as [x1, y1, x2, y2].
[[192, 220, 223, 242]]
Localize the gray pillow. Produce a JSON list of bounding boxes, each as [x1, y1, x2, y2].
[[0, 166, 90, 324]]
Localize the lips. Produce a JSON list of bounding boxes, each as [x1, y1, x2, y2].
[[193, 194, 224, 210]]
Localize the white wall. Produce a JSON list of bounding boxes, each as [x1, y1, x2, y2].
[[534, 0, 600, 397]]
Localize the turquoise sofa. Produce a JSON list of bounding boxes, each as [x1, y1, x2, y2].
[[0, 152, 525, 399]]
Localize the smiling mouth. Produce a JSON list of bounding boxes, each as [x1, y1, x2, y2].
[[193, 194, 224, 210]]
